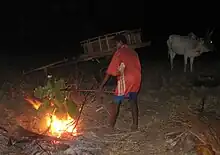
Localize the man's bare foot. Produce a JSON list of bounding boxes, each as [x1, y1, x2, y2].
[[130, 124, 138, 131]]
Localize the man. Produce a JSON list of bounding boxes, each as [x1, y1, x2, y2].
[[99, 34, 141, 131]]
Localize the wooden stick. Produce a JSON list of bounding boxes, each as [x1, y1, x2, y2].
[[23, 58, 68, 75], [76, 89, 114, 94], [60, 87, 114, 94]]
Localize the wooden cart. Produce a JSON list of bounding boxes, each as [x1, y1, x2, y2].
[[77, 28, 151, 62]]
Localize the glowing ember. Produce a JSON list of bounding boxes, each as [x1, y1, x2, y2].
[[46, 114, 77, 138], [25, 97, 78, 138]]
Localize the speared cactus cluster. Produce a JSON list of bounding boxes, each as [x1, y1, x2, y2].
[[33, 75, 78, 119]]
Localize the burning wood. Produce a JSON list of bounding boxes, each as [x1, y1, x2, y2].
[[24, 96, 78, 138], [46, 114, 77, 138], [22, 77, 82, 138], [21, 76, 98, 139]]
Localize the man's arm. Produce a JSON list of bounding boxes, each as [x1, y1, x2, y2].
[[99, 52, 120, 90]]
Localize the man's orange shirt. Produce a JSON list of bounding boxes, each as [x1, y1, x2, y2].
[[106, 45, 141, 96]]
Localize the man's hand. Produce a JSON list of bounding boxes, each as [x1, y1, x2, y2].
[[99, 74, 110, 90]]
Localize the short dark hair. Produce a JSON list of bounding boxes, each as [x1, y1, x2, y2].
[[113, 34, 127, 44]]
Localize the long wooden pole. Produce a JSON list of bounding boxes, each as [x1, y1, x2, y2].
[[23, 58, 68, 75]]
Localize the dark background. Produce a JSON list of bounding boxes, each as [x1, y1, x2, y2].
[[0, 1, 219, 70]]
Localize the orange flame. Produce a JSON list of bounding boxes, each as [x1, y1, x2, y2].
[[25, 97, 78, 138], [24, 97, 42, 110], [46, 114, 77, 137]]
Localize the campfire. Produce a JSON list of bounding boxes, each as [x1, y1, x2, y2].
[[24, 96, 78, 138], [45, 113, 77, 138]]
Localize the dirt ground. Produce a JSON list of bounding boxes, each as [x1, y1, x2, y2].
[[0, 58, 220, 155]]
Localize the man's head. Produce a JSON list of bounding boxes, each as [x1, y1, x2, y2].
[[113, 34, 127, 49]]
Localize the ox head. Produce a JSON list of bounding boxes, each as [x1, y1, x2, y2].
[[197, 38, 208, 53], [203, 28, 215, 52]]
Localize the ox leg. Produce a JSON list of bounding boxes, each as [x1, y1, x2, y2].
[[169, 52, 175, 70], [190, 57, 194, 72], [184, 55, 188, 72]]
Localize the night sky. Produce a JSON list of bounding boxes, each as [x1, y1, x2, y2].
[[1, 1, 218, 68]]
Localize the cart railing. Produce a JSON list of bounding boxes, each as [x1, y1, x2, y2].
[[80, 28, 151, 57]]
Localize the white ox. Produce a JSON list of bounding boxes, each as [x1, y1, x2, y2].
[[167, 29, 214, 72]]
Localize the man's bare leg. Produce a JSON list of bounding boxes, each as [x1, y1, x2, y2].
[[130, 99, 138, 130], [108, 102, 120, 129]]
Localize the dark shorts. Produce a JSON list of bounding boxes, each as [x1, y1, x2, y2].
[[113, 92, 138, 104]]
